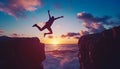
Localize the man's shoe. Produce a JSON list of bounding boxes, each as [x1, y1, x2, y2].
[[32, 24, 37, 27]]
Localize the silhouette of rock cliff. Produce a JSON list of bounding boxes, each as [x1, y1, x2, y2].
[[0, 36, 45, 69], [78, 26, 120, 69]]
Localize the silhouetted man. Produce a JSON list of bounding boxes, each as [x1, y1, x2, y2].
[[32, 10, 64, 37]]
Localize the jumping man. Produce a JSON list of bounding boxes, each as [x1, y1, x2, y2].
[[32, 10, 64, 37]]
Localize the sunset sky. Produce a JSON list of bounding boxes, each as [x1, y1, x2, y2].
[[0, 0, 120, 44]]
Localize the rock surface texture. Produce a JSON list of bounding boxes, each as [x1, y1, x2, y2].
[[78, 26, 120, 69], [0, 36, 45, 69]]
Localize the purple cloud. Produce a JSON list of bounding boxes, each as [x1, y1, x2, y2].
[[77, 12, 111, 24], [77, 12, 108, 34], [67, 32, 80, 37], [74, 36, 80, 39], [0, 30, 4, 33], [60, 31, 90, 39], [79, 30, 89, 36], [0, 30, 4, 35], [0, 0, 41, 18], [10, 33, 25, 37], [61, 32, 80, 39], [11, 33, 20, 37]]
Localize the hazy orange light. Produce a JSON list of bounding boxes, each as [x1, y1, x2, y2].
[[51, 39, 59, 45], [41, 36, 78, 44]]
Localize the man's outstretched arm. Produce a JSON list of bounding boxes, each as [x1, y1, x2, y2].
[[48, 10, 51, 18], [54, 16, 64, 20]]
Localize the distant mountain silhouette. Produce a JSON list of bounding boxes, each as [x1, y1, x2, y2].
[[78, 26, 120, 69], [0, 36, 45, 69]]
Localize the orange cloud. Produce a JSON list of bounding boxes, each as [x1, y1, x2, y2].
[[16, 0, 41, 11], [61, 34, 67, 38], [47, 35, 54, 39]]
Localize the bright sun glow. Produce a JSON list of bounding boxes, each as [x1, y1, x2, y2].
[[43, 37, 78, 44], [51, 39, 59, 45]]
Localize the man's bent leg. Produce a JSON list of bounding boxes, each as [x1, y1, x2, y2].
[[44, 27, 53, 37], [33, 24, 46, 31]]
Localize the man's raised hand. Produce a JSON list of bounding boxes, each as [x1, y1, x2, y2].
[[48, 10, 50, 13]]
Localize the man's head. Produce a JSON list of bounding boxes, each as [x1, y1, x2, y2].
[[51, 16, 54, 19]]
